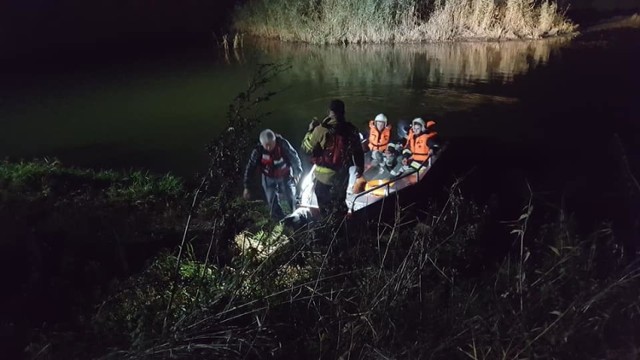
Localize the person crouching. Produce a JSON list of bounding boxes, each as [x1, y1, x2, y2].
[[243, 129, 303, 220]]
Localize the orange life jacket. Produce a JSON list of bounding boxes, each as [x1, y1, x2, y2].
[[405, 129, 437, 162], [368, 121, 391, 152]]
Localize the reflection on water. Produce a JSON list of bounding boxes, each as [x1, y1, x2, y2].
[[234, 37, 573, 139], [0, 34, 578, 175], [248, 36, 573, 87]]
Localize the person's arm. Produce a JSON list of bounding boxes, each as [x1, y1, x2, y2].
[[301, 118, 321, 154], [281, 137, 303, 179], [402, 125, 411, 139], [390, 156, 405, 176], [353, 137, 365, 177], [301, 131, 314, 155], [427, 133, 441, 155], [243, 147, 260, 189], [302, 125, 327, 157], [362, 121, 371, 152], [402, 129, 414, 153], [349, 124, 365, 176], [400, 127, 413, 148], [361, 132, 370, 152], [401, 139, 413, 165]]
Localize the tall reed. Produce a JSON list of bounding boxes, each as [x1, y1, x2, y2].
[[233, 0, 577, 44]]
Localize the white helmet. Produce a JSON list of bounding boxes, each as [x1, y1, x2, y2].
[[412, 117, 425, 127], [374, 113, 388, 125]]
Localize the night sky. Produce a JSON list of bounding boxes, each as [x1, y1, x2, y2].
[[2, 0, 638, 62], [1, 0, 237, 61], [0, 0, 637, 71]]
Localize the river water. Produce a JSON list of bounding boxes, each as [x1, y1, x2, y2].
[[1, 28, 638, 188], [1, 25, 638, 357]]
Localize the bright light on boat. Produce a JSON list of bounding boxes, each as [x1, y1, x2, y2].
[[301, 165, 315, 191], [298, 165, 316, 206]]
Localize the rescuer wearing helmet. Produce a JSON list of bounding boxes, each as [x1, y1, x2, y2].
[[367, 113, 392, 166], [402, 118, 439, 169]]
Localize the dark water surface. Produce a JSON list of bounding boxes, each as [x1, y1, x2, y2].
[[2, 30, 637, 180], [1, 24, 639, 359]]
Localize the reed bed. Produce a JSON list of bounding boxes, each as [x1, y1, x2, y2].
[[233, 0, 577, 44]]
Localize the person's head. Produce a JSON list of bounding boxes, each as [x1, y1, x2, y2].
[[259, 129, 276, 151], [374, 113, 388, 131], [411, 117, 425, 134], [329, 99, 345, 121], [384, 143, 399, 158]]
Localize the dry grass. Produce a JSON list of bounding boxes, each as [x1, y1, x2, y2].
[[233, 0, 578, 44], [95, 180, 640, 360], [586, 13, 640, 32]]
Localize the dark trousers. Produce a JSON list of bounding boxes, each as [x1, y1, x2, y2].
[[262, 175, 296, 220], [314, 170, 349, 218]]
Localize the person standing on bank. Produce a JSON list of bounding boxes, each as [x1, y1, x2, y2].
[[301, 99, 365, 216], [243, 129, 303, 219]]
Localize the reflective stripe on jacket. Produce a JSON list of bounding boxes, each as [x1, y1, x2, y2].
[[301, 117, 364, 185]]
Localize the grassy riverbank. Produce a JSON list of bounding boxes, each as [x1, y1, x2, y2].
[[0, 158, 273, 358], [19, 173, 639, 359], [0, 160, 185, 355], [6, 64, 639, 359], [233, 0, 577, 44]]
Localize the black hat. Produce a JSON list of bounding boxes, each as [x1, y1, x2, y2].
[[329, 99, 345, 115]]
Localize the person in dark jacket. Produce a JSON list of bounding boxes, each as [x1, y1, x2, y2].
[[243, 129, 303, 219], [301, 99, 365, 217], [383, 143, 405, 177]]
